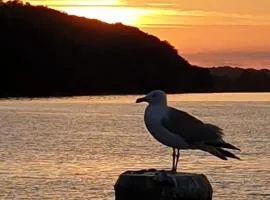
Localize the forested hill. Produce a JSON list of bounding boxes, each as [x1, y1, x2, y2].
[[0, 1, 212, 97]]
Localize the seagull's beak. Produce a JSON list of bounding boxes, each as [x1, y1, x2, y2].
[[136, 96, 147, 103]]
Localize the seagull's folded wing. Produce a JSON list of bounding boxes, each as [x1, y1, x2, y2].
[[161, 107, 224, 145]]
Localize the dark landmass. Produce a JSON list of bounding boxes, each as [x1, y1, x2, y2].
[[210, 66, 270, 92], [0, 0, 212, 97], [0, 1, 269, 98]]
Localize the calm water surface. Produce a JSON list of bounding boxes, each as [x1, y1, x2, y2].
[[0, 93, 270, 200]]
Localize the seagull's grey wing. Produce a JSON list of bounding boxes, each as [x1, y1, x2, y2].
[[162, 107, 223, 145]]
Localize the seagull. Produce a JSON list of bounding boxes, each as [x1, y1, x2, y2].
[[136, 90, 240, 172]]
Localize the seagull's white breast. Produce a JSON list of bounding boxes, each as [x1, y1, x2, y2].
[[144, 105, 189, 149], [144, 105, 165, 136]]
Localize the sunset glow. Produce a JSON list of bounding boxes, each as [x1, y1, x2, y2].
[[57, 6, 154, 25], [26, 0, 155, 25], [23, 0, 270, 68]]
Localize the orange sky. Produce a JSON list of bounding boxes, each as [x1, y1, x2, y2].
[[23, 0, 270, 69]]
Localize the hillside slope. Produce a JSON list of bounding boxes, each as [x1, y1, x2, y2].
[[0, 1, 212, 97]]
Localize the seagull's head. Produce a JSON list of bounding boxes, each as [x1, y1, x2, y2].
[[136, 90, 167, 105]]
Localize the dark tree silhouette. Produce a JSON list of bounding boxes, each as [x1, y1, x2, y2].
[[0, 1, 213, 97]]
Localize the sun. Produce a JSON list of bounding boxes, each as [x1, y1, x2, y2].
[[60, 6, 146, 25], [24, 0, 153, 26]]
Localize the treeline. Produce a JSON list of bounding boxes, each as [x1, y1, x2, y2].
[[0, 1, 212, 97]]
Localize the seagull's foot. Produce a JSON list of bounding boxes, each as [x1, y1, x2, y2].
[[171, 167, 177, 173]]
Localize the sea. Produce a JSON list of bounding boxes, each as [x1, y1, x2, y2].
[[0, 93, 269, 200]]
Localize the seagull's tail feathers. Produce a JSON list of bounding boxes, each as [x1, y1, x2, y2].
[[216, 148, 241, 160], [199, 145, 241, 160], [206, 141, 241, 151], [199, 145, 228, 160]]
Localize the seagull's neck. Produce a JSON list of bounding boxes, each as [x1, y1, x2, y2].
[[150, 100, 167, 107], [149, 102, 167, 109], [146, 103, 168, 120], [144, 103, 168, 137]]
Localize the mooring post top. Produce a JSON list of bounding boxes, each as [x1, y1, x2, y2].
[[121, 168, 207, 176], [114, 169, 213, 200]]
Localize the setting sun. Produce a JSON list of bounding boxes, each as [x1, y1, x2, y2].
[[58, 6, 151, 25], [24, 0, 154, 26]]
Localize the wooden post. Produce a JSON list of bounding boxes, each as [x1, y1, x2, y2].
[[114, 169, 213, 200]]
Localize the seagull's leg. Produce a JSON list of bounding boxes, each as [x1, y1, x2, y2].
[[175, 149, 180, 172], [172, 148, 176, 172]]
